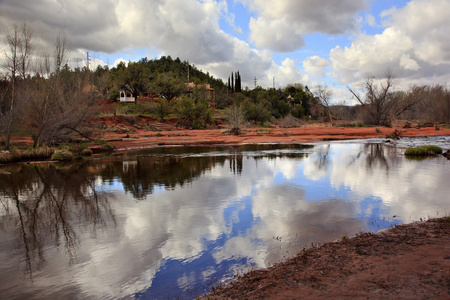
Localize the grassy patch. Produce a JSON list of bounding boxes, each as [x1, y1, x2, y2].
[[257, 128, 273, 134], [99, 142, 116, 152], [51, 149, 74, 161], [0, 146, 56, 164], [405, 145, 442, 157]]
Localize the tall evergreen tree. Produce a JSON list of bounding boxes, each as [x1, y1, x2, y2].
[[231, 72, 234, 93], [235, 71, 241, 93]]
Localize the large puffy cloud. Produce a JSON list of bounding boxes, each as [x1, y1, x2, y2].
[[329, 0, 450, 86], [0, 0, 296, 88], [0, 0, 232, 62], [385, 0, 450, 65], [268, 58, 310, 88], [330, 27, 416, 83], [303, 56, 331, 78], [241, 0, 369, 52]]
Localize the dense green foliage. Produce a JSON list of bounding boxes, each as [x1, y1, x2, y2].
[[102, 56, 324, 125]]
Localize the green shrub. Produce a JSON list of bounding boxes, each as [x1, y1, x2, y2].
[[405, 145, 443, 157], [175, 95, 213, 129], [244, 101, 271, 123], [51, 149, 74, 161], [152, 100, 170, 122], [81, 148, 93, 157], [290, 105, 305, 118], [100, 142, 116, 152]]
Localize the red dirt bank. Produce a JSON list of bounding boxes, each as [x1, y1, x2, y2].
[[92, 116, 450, 153], [204, 218, 450, 299]]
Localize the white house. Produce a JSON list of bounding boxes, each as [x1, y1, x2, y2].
[[119, 89, 136, 102]]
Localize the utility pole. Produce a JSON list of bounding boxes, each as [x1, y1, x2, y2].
[[86, 51, 93, 97], [86, 51, 91, 70], [273, 76, 275, 89], [254, 76, 257, 89]]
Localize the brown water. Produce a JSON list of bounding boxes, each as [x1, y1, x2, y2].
[[1, 142, 449, 299]]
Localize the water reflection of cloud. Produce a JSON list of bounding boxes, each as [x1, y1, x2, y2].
[[304, 143, 450, 221], [253, 184, 363, 266], [100, 156, 308, 296], [76, 151, 365, 296], [4, 144, 449, 299]]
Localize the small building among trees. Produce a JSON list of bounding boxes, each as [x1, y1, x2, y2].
[[119, 89, 136, 103], [185, 82, 215, 107]]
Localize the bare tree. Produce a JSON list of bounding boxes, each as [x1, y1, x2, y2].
[[2, 24, 22, 149], [405, 84, 450, 123], [348, 71, 395, 126], [36, 51, 52, 78], [53, 33, 69, 74], [27, 66, 97, 147], [224, 103, 246, 135], [315, 84, 333, 121], [19, 23, 33, 79]]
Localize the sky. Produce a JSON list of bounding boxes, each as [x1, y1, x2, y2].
[[1, 0, 450, 104]]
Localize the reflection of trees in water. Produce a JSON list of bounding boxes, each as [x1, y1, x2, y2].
[[106, 149, 310, 200], [363, 143, 399, 173], [98, 156, 228, 200], [0, 163, 115, 277], [229, 155, 243, 175], [342, 143, 399, 174], [313, 145, 331, 171]]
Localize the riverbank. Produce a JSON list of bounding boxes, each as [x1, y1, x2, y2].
[[6, 117, 450, 154], [203, 217, 450, 299], [4, 120, 450, 163], [90, 118, 450, 154]]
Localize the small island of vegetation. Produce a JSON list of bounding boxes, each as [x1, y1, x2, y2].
[[405, 145, 443, 157]]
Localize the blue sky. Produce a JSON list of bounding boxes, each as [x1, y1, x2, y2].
[[1, 0, 450, 103]]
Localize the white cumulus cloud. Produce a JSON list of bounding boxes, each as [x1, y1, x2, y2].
[[329, 0, 450, 86], [241, 0, 369, 51]]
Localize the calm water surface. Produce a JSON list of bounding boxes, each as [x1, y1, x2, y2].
[[1, 142, 449, 299]]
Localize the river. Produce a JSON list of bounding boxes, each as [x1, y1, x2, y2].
[[1, 140, 449, 299]]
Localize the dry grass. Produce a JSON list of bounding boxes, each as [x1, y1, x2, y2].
[[0, 146, 56, 164]]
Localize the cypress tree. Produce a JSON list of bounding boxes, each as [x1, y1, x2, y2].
[[231, 72, 234, 93], [236, 71, 241, 92]]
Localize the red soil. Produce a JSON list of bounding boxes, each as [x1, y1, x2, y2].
[[91, 116, 450, 153], [204, 218, 450, 299]]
